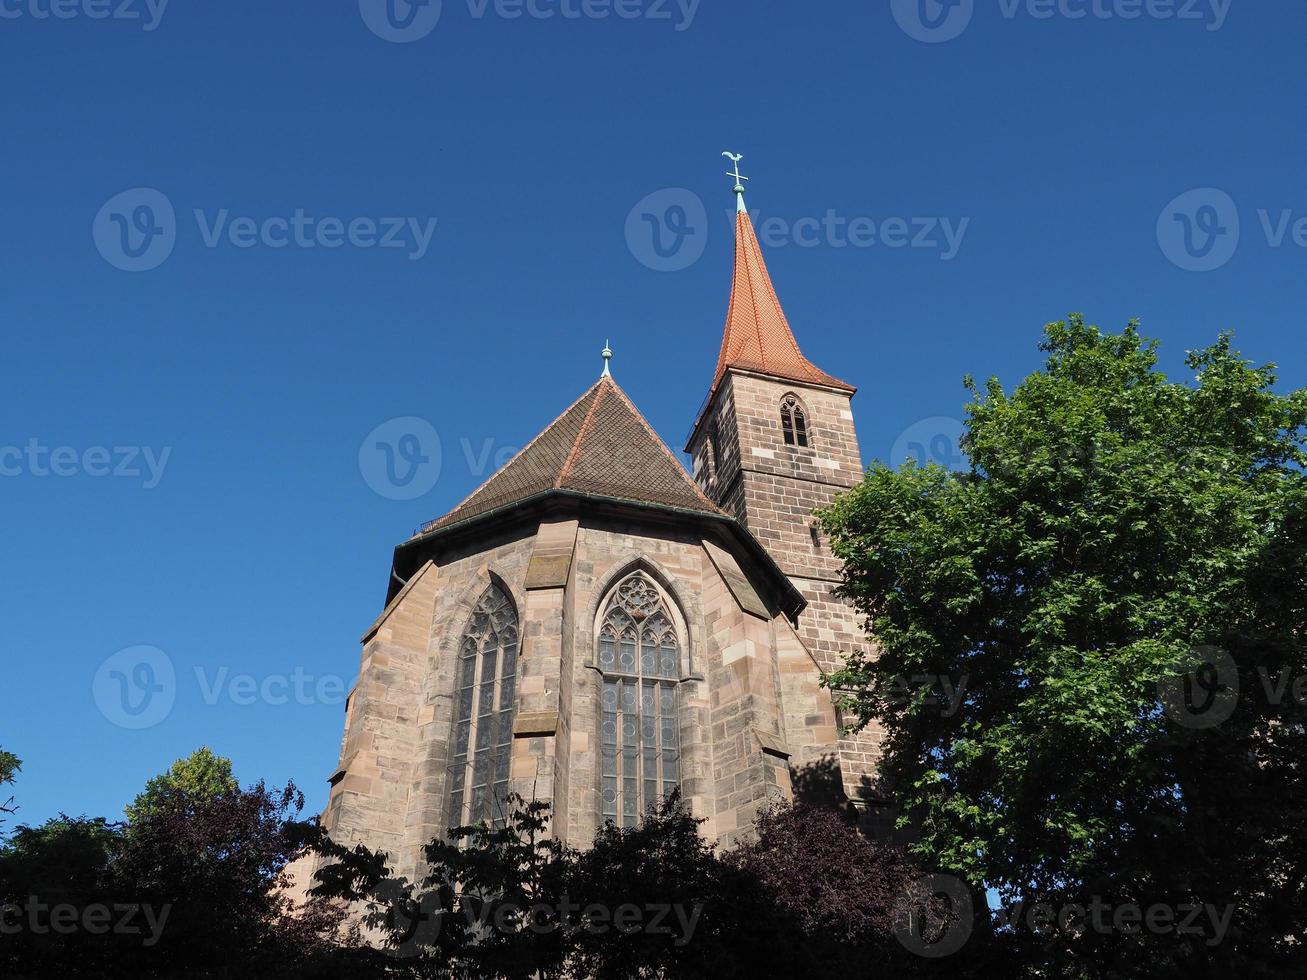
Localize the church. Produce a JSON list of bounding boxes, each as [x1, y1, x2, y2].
[[320, 165, 884, 880]]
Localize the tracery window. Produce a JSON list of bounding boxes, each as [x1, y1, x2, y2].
[[597, 573, 681, 827], [781, 395, 810, 447], [447, 583, 518, 828]]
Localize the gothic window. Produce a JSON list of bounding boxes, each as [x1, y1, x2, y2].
[[447, 583, 518, 829], [781, 395, 810, 448], [597, 573, 681, 827]]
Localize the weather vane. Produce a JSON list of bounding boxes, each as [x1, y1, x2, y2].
[[722, 151, 749, 195]]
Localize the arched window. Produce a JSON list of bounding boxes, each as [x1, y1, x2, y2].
[[781, 395, 810, 448], [447, 583, 518, 828], [597, 573, 680, 827]]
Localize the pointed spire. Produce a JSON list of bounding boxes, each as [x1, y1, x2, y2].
[[600, 339, 613, 378], [709, 159, 854, 398]]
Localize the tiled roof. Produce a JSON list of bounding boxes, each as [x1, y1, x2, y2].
[[421, 376, 724, 533], [711, 209, 855, 396]]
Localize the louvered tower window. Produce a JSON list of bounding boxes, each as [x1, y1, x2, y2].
[[447, 584, 518, 829], [597, 574, 681, 827], [781, 395, 810, 447]]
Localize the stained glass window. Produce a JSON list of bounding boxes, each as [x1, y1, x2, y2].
[[446, 583, 518, 830], [598, 573, 680, 827]]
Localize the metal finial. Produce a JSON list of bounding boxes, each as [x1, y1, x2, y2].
[[601, 339, 613, 378], [723, 151, 749, 213]]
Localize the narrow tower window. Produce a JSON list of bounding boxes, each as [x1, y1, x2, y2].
[[597, 573, 681, 827], [781, 395, 810, 448], [702, 436, 717, 488], [447, 583, 519, 829]]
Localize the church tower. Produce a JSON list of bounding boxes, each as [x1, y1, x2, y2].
[[686, 164, 885, 818]]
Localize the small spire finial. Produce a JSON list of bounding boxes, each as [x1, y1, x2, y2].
[[723, 151, 749, 213], [601, 339, 613, 378]]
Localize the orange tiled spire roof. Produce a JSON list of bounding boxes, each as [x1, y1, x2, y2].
[[710, 156, 854, 397]]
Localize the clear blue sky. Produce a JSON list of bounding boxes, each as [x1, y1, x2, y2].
[[4, 0, 1304, 829]]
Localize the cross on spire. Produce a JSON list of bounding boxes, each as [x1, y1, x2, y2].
[[723, 151, 749, 212]]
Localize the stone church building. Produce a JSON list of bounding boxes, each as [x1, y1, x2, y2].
[[320, 180, 883, 880]]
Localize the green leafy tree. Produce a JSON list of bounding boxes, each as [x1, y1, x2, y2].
[[820, 317, 1307, 978], [125, 746, 238, 824], [0, 748, 20, 830]]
